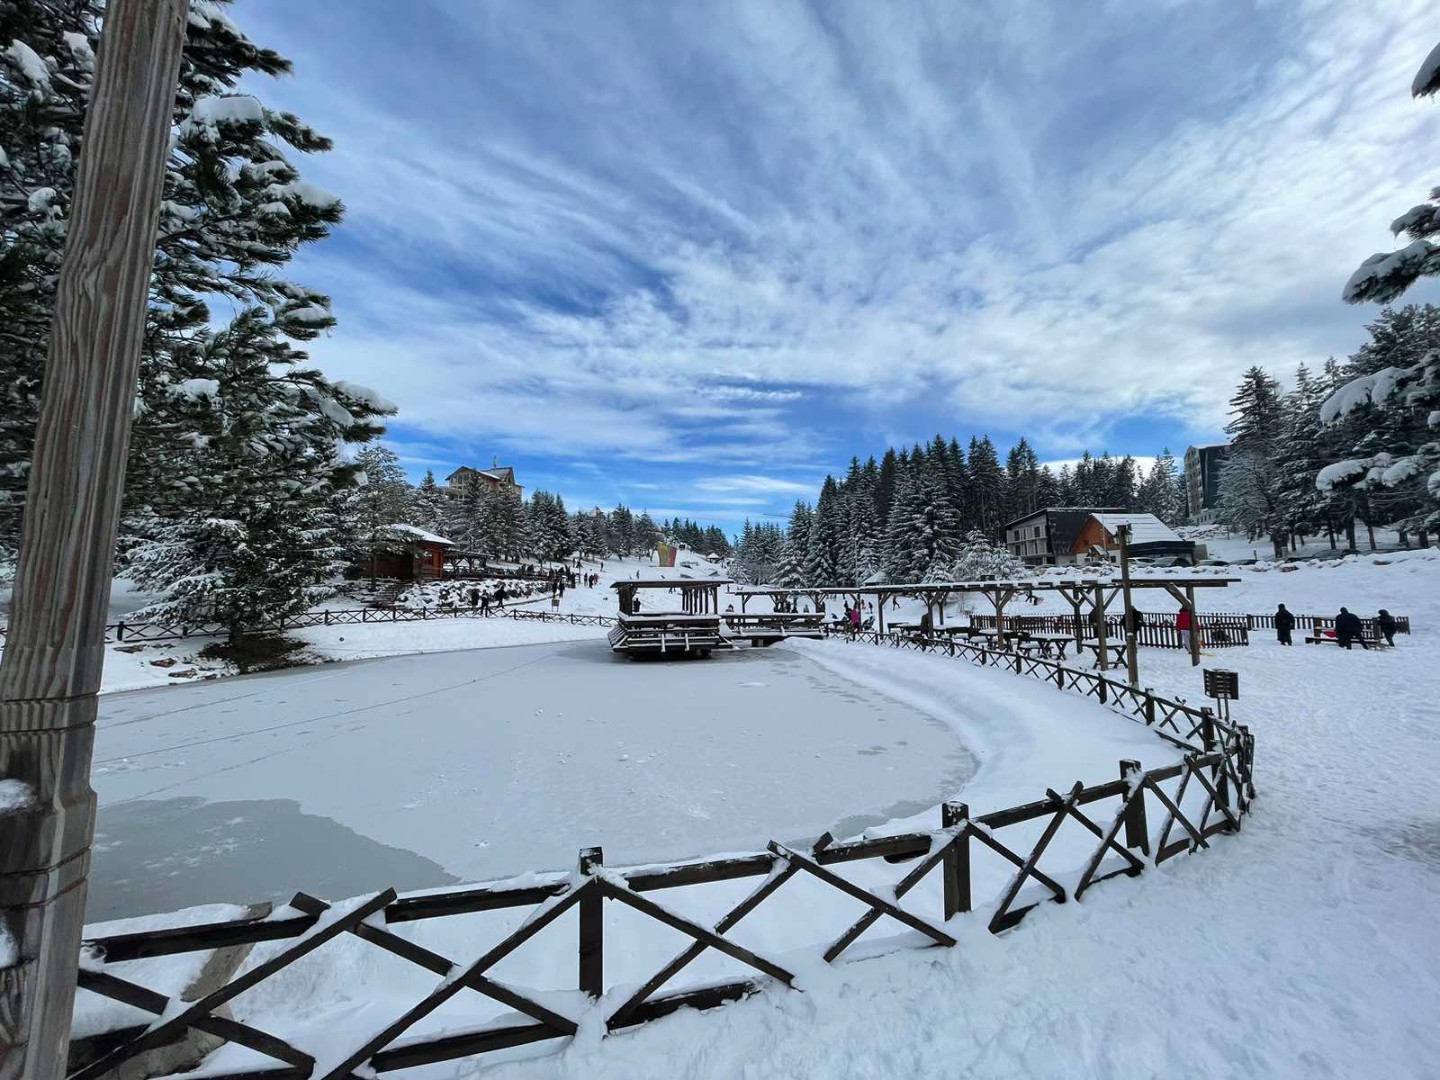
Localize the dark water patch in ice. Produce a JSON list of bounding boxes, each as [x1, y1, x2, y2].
[[88, 796, 459, 921]]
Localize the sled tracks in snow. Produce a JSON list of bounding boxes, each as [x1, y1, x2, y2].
[[71, 711, 1255, 1078]]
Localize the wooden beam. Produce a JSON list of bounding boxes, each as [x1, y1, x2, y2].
[[0, 6, 190, 1078]]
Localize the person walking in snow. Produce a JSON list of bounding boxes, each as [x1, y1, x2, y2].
[[848, 604, 862, 637], [1334, 607, 1366, 650], [1274, 603, 1295, 646], [479, 591, 491, 616], [1377, 609, 1397, 647], [1175, 605, 1194, 653]]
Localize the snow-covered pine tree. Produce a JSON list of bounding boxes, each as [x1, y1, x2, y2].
[[804, 477, 842, 584], [950, 528, 1030, 580], [411, 470, 447, 535], [882, 470, 958, 583], [1004, 438, 1041, 522], [1343, 42, 1440, 304], [1, 0, 346, 553], [778, 501, 813, 587], [348, 445, 416, 573], [125, 309, 394, 643], [967, 436, 1005, 533], [1136, 449, 1183, 526]]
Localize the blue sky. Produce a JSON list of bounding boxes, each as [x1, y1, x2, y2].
[[234, 0, 1440, 534]]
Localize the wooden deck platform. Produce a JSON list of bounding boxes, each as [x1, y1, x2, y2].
[[721, 612, 825, 646], [607, 612, 729, 658]]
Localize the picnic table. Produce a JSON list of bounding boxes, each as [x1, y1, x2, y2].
[[1022, 632, 1073, 661], [1076, 637, 1128, 666]]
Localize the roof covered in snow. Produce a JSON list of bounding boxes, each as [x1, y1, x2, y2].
[[385, 524, 455, 546], [1087, 513, 1183, 545]]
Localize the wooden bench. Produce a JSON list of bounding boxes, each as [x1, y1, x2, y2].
[[1303, 632, 1388, 649]]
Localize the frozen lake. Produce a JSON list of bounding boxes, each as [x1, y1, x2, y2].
[[89, 640, 975, 919]]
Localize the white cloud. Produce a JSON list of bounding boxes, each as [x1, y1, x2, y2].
[[246, 0, 1440, 476]]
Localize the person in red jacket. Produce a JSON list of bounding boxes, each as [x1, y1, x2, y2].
[[1176, 605, 1194, 653]]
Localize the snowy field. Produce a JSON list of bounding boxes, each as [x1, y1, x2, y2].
[[70, 550, 1440, 1078]]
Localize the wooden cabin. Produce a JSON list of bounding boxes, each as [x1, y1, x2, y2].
[[1070, 513, 1196, 564], [365, 525, 455, 581]]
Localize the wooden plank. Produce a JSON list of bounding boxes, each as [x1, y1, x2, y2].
[[84, 908, 313, 963], [607, 861, 799, 1030], [70, 889, 396, 1080], [385, 882, 568, 922], [769, 843, 955, 950], [73, 968, 313, 1070], [598, 879, 796, 986], [611, 980, 762, 1029], [942, 802, 971, 919], [370, 1021, 569, 1072], [987, 784, 1080, 933]]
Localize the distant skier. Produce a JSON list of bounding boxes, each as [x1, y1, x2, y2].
[[1377, 609, 1397, 647], [1274, 603, 1294, 646], [1334, 607, 1367, 650]]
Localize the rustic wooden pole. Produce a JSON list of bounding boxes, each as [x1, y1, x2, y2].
[[1119, 760, 1149, 855], [577, 847, 604, 998], [940, 802, 970, 919], [1091, 584, 1109, 671], [1185, 584, 1200, 666], [1117, 525, 1140, 687], [0, 4, 188, 1076]]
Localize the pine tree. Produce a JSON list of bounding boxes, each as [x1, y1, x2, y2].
[[1, 0, 345, 552], [951, 528, 1030, 580], [412, 471, 446, 535], [348, 445, 415, 565], [1342, 42, 1440, 303], [805, 477, 842, 584], [778, 502, 812, 587], [1136, 449, 1183, 526], [125, 309, 392, 642], [967, 436, 1004, 533], [883, 471, 959, 583]]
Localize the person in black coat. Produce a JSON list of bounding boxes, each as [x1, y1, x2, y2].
[[1334, 607, 1367, 650], [1377, 609, 1397, 647], [1275, 603, 1295, 646]]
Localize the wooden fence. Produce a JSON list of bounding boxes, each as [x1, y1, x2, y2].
[[968, 612, 1251, 649], [70, 733, 1254, 1079], [824, 627, 1228, 752], [0, 598, 612, 645]]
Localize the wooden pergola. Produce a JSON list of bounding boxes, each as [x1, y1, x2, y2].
[[613, 577, 732, 616], [732, 575, 1240, 673]]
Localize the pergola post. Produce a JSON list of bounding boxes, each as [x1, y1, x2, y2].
[[877, 591, 886, 635], [1117, 525, 1140, 687], [1091, 583, 1109, 671], [1185, 584, 1200, 666]]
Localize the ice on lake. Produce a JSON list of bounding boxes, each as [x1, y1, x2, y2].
[[89, 640, 975, 919]]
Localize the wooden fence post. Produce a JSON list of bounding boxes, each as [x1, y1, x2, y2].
[[941, 802, 970, 919], [578, 847, 604, 999], [1120, 760, 1149, 856], [1143, 690, 1156, 725]]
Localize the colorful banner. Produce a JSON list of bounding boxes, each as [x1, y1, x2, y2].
[[657, 541, 677, 567]]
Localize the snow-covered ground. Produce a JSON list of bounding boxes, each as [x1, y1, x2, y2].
[[72, 550, 1440, 1078]]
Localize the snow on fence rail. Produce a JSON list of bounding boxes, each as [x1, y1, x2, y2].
[[70, 731, 1254, 1079], [968, 612, 1251, 649], [824, 627, 1230, 751], [0, 604, 617, 644]]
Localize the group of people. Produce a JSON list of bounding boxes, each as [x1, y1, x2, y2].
[[1273, 604, 1397, 649]]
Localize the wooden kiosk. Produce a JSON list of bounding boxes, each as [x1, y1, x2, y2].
[[608, 578, 733, 658]]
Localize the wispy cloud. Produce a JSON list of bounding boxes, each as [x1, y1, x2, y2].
[[237, 0, 1440, 530]]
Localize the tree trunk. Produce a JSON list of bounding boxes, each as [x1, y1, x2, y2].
[[1345, 518, 1357, 551], [1366, 524, 1377, 552], [1327, 521, 1337, 550]]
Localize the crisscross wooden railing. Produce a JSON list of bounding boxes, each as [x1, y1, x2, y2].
[[821, 626, 1232, 752], [71, 730, 1254, 1079]]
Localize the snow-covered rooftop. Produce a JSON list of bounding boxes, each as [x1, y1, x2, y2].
[[1088, 513, 1184, 546], [385, 524, 455, 546]]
